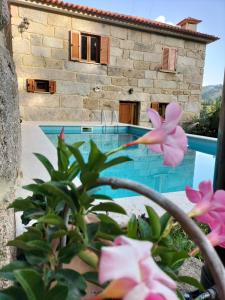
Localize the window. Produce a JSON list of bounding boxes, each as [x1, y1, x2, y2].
[[70, 32, 110, 65], [80, 33, 100, 63], [161, 47, 177, 72], [26, 79, 56, 94], [151, 102, 168, 118]]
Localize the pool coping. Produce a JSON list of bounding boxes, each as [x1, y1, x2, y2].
[[16, 120, 216, 235]]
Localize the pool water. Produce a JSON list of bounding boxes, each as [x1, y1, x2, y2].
[[42, 126, 217, 198]]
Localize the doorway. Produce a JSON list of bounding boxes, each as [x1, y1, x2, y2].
[[119, 101, 139, 125]]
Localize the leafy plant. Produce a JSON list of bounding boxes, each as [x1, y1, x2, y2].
[[0, 136, 205, 299], [183, 98, 221, 137]]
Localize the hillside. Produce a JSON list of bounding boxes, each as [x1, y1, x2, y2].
[[202, 84, 223, 102]]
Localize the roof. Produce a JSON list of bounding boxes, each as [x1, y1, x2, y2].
[[10, 0, 219, 43], [177, 17, 202, 26]]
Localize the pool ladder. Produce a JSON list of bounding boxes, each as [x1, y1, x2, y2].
[[101, 110, 119, 134], [111, 110, 119, 134]]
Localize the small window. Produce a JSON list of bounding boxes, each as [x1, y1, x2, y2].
[[27, 79, 56, 94], [70, 31, 110, 65], [151, 102, 168, 118], [81, 33, 100, 63], [161, 47, 177, 72]]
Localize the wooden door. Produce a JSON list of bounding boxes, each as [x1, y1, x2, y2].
[[119, 102, 139, 125]]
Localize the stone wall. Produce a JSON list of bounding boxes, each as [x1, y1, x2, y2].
[[11, 4, 206, 126], [0, 0, 20, 285]]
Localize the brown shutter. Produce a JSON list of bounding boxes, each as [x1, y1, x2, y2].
[[151, 102, 159, 112], [162, 47, 169, 70], [49, 81, 56, 94], [26, 79, 35, 92], [168, 48, 177, 71], [100, 36, 110, 65], [70, 31, 80, 61]]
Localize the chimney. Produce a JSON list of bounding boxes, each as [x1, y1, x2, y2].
[[177, 17, 201, 31]]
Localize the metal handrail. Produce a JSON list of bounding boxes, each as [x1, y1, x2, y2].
[[101, 110, 107, 133], [111, 110, 119, 134]]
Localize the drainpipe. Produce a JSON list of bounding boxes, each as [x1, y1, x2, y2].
[[200, 70, 225, 295]]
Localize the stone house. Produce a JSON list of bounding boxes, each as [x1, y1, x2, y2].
[[9, 0, 218, 126]]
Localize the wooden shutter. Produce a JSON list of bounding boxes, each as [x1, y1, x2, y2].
[[151, 102, 160, 112], [70, 31, 80, 61], [168, 48, 177, 71], [100, 36, 110, 65], [49, 81, 56, 94], [162, 48, 169, 70], [26, 79, 35, 92]]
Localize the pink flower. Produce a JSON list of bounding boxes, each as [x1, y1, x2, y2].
[[125, 103, 187, 167], [206, 222, 225, 248], [186, 180, 225, 227], [94, 236, 178, 300], [58, 127, 65, 140]]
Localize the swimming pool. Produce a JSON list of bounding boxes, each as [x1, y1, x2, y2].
[[41, 125, 217, 198]]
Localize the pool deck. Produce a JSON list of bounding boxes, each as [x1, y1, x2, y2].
[[16, 121, 194, 235]]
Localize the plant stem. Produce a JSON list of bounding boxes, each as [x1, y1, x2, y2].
[[106, 145, 125, 156]]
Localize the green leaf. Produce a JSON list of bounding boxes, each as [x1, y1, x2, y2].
[[176, 290, 186, 300], [90, 194, 112, 201], [54, 269, 86, 300], [102, 156, 132, 170], [67, 161, 80, 181], [138, 217, 152, 240], [67, 145, 85, 169], [88, 140, 107, 171], [83, 272, 100, 286], [38, 213, 65, 227], [0, 287, 27, 300], [45, 285, 68, 300], [80, 171, 99, 188], [8, 198, 35, 211], [177, 276, 204, 292], [14, 269, 45, 300], [58, 243, 84, 264], [0, 261, 29, 281], [89, 202, 126, 215], [127, 214, 138, 238], [87, 223, 99, 242], [97, 214, 123, 239], [154, 246, 188, 267], [145, 206, 161, 240], [40, 182, 73, 205], [34, 153, 54, 177], [160, 212, 171, 234]]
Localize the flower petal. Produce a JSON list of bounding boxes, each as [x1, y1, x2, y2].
[[148, 143, 163, 154], [99, 244, 141, 284], [135, 129, 166, 145], [164, 126, 187, 152], [140, 257, 177, 290], [124, 283, 151, 300], [147, 108, 162, 129], [164, 103, 182, 133], [213, 190, 225, 211], [114, 236, 152, 260], [94, 279, 136, 299], [162, 144, 185, 167], [199, 181, 213, 197], [185, 186, 202, 204], [145, 294, 165, 300]]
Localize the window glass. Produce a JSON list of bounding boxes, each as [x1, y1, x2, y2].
[[81, 35, 87, 60], [91, 36, 100, 63]]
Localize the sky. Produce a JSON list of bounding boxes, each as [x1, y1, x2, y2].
[[69, 0, 225, 86]]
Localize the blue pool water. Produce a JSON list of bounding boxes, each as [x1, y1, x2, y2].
[[41, 126, 217, 198]]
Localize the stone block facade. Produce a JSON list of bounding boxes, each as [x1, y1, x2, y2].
[[10, 2, 209, 126]]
